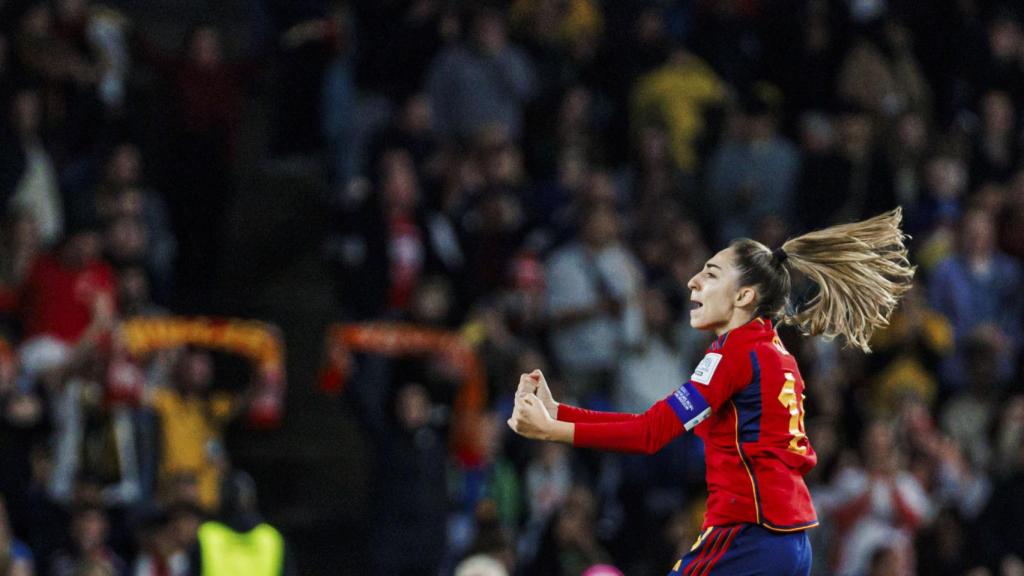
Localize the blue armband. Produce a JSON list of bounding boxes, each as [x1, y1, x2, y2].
[[667, 382, 712, 431]]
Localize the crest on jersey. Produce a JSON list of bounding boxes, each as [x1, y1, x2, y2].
[[772, 335, 790, 355], [690, 353, 723, 385]]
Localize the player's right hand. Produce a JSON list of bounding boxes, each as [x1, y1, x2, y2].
[[516, 369, 557, 417], [508, 393, 554, 440]]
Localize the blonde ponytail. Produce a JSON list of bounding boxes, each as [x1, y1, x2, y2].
[[779, 208, 916, 352]]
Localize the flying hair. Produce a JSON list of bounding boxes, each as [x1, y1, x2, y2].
[[731, 208, 916, 353]]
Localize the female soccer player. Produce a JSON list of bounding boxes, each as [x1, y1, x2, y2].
[[508, 209, 915, 575]]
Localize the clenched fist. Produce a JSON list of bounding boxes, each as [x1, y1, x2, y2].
[[515, 369, 558, 417], [508, 392, 573, 443]]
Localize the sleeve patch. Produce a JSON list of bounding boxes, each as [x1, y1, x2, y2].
[[667, 382, 712, 431], [690, 353, 723, 385]]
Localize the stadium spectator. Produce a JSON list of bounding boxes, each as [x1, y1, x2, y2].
[[822, 421, 932, 576], [91, 143, 139, 214], [882, 111, 930, 215], [525, 485, 611, 576], [929, 207, 1022, 391], [508, 0, 604, 99], [458, 131, 534, 301], [316, 3, 358, 188], [629, 47, 726, 174], [11, 0, 105, 164], [970, 8, 1024, 105], [837, 19, 932, 119], [49, 503, 126, 576], [906, 150, 969, 247], [449, 411, 521, 539], [537, 164, 616, 251], [165, 502, 203, 569], [770, 0, 842, 116], [17, 443, 66, 571], [133, 23, 253, 311], [3, 88, 62, 246], [427, 6, 537, 141], [977, 395, 1024, 573], [0, 346, 46, 536], [0, 209, 40, 331], [524, 84, 608, 178], [618, 123, 698, 222], [88, 143, 176, 302], [970, 89, 1020, 187], [940, 332, 1007, 469], [706, 84, 800, 242], [335, 148, 463, 319], [462, 499, 517, 575], [795, 103, 896, 232], [18, 209, 113, 345], [270, 3, 351, 159], [544, 201, 640, 400], [497, 251, 547, 345], [365, 93, 441, 187], [193, 470, 295, 576], [868, 285, 954, 412], [357, 380, 448, 576], [129, 506, 187, 576], [614, 286, 688, 415], [914, 506, 975, 576], [147, 348, 243, 512], [523, 442, 573, 528], [114, 266, 162, 319]]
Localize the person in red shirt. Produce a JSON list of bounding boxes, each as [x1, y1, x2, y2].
[[19, 215, 115, 344], [509, 209, 916, 575]]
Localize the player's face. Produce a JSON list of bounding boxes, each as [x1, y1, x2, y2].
[[687, 247, 743, 333]]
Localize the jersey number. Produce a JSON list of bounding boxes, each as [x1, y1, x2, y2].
[[777, 372, 807, 455]]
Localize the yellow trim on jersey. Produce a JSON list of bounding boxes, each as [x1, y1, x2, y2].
[[732, 402, 761, 524], [762, 521, 820, 533]]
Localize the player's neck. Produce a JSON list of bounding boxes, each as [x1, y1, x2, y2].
[[714, 310, 756, 337]]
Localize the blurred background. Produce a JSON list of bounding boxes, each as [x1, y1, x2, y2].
[[0, 0, 1023, 574]]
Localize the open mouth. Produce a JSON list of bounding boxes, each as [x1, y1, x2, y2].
[[690, 301, 703, 310]]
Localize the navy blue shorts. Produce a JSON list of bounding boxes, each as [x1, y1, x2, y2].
[[667, 524, 812, 576]]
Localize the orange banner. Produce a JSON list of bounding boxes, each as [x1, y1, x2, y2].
[[320, 323, 487, 458], [120, 317, 286, 428]]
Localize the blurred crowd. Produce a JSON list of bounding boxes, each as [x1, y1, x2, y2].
[[0, 0, 291, 574], [2, 0, 1024, 574]]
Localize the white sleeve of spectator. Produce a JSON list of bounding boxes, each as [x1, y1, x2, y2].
[[895, 472, 933, 523], [545, 254, 590, 314], [829, 467, 869, 508]]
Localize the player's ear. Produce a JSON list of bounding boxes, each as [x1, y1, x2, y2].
[[735, 286, 757, 308]]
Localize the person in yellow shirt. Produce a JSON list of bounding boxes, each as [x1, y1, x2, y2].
[[630, 48, 728, 173], [148, 347, 249, 512]]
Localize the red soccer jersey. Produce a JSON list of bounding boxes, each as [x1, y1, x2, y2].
[[20, 254, 116, 343], [560, 317, 818, 531]]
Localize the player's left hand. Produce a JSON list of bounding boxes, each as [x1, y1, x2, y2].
[[508, 393, 554, 440]]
